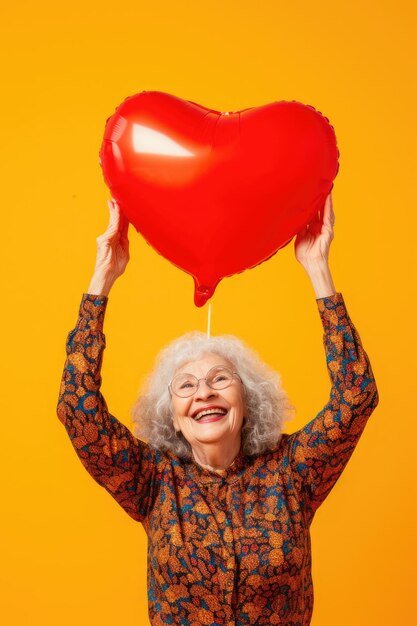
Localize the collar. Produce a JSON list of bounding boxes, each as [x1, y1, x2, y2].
[[185, 447, 247, 485]]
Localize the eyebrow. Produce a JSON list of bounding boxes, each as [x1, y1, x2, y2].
[[175, 365, 231, 376]]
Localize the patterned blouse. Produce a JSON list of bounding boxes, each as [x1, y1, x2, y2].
[[57, 292, 378, 626]]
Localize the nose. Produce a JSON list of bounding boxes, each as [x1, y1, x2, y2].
[[194, 379, 218, 401]]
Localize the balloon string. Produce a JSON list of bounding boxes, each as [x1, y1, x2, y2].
[[207, 303, 212, 338]]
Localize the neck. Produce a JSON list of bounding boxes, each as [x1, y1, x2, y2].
[[191, 438, 241, 473]]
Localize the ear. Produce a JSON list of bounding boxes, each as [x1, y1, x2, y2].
[[172, 412, 181, 433]]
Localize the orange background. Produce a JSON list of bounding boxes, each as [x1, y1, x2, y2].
[[1, 1, 416, 624]]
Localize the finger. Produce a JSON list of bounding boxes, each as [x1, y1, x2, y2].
[[110, 198, 119, 211], [105, 199, 121, 232], [111, 199, 126, 229], [107, 199, 119, 221], [323, 193, 335, 229], [120, 212, 130, 241], [113, 201, 128, 234]]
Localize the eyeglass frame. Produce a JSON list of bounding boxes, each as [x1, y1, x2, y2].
[[168, 365, 243, 398]]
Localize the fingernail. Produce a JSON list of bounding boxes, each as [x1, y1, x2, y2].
[[107, 200, 114, 210]]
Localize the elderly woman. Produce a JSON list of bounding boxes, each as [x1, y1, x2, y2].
[[57, 194, 378, 626]]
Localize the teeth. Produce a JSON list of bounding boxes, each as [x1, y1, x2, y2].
[[194, 408, 227, 421]]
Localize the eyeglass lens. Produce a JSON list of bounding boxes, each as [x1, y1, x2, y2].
[[170, 366, 235, 397]]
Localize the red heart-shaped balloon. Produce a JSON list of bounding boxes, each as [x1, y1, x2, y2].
[[99, 91, 339, 306]]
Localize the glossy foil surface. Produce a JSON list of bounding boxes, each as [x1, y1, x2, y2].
[[100, 91, 339, 306]]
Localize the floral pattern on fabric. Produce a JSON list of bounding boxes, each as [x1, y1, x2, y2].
[[57, 292, 378, 626]]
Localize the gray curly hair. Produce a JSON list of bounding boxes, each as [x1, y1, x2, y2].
[[131, 332, 296, 459]]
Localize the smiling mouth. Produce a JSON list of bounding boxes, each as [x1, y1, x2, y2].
[[193, 408, 228, 422]]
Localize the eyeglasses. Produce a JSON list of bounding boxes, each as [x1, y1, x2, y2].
[[169, 365, 242, 398]]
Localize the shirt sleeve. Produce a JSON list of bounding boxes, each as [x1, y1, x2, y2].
[[289, 292, 379, 519], [56, 293, 158, 523]]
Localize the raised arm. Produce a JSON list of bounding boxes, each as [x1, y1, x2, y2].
[[56, 200, 158, 522], [289, 193, 379, 518], [289, 293, 378, 518]]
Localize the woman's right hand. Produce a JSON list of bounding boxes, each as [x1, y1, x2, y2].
[[87, 199, 130, 296]]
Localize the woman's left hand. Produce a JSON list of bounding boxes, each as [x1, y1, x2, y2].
[[294, 193, 335, 269]]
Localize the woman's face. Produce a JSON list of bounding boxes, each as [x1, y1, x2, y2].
[[170, 353, 245, 452]]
